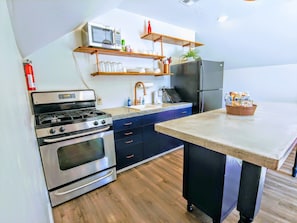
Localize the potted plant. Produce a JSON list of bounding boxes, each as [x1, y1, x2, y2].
[[182, 49, 200, 61]]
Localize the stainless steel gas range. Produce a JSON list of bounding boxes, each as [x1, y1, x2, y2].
[[31, 89, 116, 207]]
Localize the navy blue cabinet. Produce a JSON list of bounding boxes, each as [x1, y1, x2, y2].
[[142, 110, 175, 159], [114, 107, 192, 170], [159, 107, 192, 152], [142, 125, 160, 159], [113, 117, 143, 170]]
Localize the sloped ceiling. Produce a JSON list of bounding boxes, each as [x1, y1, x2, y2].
[[7, 0, 297, 69], [7, 0, 124, 57]]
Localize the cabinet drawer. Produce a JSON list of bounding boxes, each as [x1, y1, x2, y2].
[[142, 110, 174, 125], [173, 107, 192, 118], [113, 117, 142, 132], [116, 144, 143, 170], [115, 134, 142, 149], [114, 127, 142, 140]]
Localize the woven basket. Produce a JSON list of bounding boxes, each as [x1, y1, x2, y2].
[[226, 104, 257, 116]]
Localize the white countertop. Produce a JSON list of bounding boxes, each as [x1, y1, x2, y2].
[[155, 102, 297, 170], [101, 102, 192, 120]]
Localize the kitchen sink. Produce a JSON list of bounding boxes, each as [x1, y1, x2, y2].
[[128, 104, 163, 111]]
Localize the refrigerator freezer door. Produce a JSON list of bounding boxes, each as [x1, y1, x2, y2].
[[170, 62, 198, 104], [170, 60, 224, 114], [198, 90, 223, 113], [200, 60, 224, 90]]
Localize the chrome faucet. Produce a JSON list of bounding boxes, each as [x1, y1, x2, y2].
[[134, 81, 146, 105]]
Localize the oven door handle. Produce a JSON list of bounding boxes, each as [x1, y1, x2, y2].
[[43, 126, 111, 143], [54, 169, 114, 196]]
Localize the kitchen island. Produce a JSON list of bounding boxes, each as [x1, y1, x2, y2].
[[155, 102, 297, 223]]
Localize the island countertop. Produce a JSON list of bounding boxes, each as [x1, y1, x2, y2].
[[155, 102, 297, 170]]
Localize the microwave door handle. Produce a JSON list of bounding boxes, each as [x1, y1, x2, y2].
[[53, 169, 114, 196], [43, 126, 111, 143], [103, 39, 111, 44]]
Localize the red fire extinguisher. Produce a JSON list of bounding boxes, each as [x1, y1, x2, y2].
[[23, 59, 36, 91]]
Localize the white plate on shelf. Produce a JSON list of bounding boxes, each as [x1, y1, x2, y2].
[[145, 68, 154, 73], [127, 68, 145, 73]]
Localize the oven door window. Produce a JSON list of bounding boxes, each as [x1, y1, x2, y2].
[[57, 138, 105, 170]]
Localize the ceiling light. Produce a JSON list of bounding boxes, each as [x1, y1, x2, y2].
[[179, 0, 199, 6], [217, 16, 228, 23]]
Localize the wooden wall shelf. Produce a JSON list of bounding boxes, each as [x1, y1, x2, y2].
[[74, 46, 165, 60], [73, 33, 203, 77], [140, 32, 204, 48], [91, 72, 172, 77], [73, 46, 171, 77]]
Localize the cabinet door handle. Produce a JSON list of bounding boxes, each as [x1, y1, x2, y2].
[[124, 131, 133, 136], [124, 122, 133, 126], [126, 154, 135, 159], [125, 140, 134, 144], [181, 111, 187, 114]]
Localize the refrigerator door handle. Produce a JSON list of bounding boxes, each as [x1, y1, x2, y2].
[[200, 91, 204, 113]]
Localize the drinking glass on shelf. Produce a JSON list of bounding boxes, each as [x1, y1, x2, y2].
[[99, 61, 105, 72], [116, 62, 123, 72], [104, 61, 111, 72], [111, 62, 117, 72]]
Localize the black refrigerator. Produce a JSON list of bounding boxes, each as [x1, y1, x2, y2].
[[170, 60, 224, 114]]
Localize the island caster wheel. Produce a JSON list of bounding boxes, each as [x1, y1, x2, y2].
[[292, 168, 297, 177], [187, 203, 193, 212]]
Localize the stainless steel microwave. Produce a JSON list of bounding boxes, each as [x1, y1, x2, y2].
[[81, 22, 121, 50]]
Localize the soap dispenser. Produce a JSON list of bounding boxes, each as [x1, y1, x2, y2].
[[127, 97, 132, 107]]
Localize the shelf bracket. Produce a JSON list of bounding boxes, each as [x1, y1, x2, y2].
[[154, 36, 162, 42], [160, 36, 164, 57], [95, 52, 100, 72], [90, 49, 99, 55]]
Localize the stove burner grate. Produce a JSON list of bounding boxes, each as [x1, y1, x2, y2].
[[36, 109, 107, 126], [38, 113, 72, 125]]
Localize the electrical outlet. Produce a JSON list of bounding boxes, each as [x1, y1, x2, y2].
[[97, 97, 102, 105]]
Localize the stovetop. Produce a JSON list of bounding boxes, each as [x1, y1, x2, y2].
[[34, 108, 113, 139], [35, 108, 109, 127], [31, 90, 114, 139]]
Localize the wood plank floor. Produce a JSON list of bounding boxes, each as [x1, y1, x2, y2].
[[53, 147, 297, 223]]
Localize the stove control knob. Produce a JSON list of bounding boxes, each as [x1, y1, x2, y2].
[[59, 127, 65, 132], [93, 121, 99, 126], [49, 128, 56, 134], [101, 120, 106, 125]]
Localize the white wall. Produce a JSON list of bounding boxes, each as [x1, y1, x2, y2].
[[224, 64, 297, 103], [0, 1, 52, 223], [28, 9, 195, 109], [197, 28, 297, 104], [28, 8, 297, 109]]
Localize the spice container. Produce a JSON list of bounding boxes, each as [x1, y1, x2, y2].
[[163, 60, 169, 73], [163, 63, 169, 74]]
